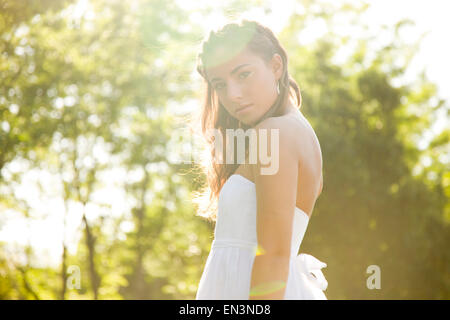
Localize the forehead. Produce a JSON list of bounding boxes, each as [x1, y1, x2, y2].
[[205, 48, 263, 82]]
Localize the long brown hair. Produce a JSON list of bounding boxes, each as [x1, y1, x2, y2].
[[192, 19, 302, 222]]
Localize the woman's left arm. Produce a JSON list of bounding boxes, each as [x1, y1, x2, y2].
[[249, 118, 300, 300]]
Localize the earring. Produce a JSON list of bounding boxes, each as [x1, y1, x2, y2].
[[277, 80, 280, 95]]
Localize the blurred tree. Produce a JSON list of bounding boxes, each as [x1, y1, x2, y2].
[[0, 0, 76, 180], [280, 0, 449, 299], [0, 0, 447, 300]]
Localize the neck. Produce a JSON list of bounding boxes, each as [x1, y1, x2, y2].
[[281, 98, 298, 116]]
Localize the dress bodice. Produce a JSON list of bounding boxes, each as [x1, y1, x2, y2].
[[214, 174, 310, 257]]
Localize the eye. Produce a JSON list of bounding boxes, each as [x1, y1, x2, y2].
[[239, 71, 251, 79], [213, 71, 250, 90], [214, 83, 225, 90]]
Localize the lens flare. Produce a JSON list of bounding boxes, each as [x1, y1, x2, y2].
[[249, 281, 286, 297]]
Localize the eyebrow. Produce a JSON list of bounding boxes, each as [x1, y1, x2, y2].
[[210, 64, 251, 83]]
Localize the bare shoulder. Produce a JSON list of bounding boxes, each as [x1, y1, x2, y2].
[[253, 113, 306, 158], [254, 111, 323, 177], [253, 111, 324, 201], [254, 113, 303, 140]]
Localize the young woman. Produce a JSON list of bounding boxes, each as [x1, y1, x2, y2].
[[193, 20, 328, 300]]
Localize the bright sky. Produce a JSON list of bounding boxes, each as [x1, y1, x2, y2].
[[0, 0, 448, 269]]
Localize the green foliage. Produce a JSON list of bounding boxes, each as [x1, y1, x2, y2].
[[282, 3, 448, 299], [0, 0, 447, 300]]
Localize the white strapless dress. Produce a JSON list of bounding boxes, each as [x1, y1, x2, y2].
[[195, 174, 328, 300]]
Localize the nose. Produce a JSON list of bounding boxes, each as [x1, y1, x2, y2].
[[226, 81, 243, 102]]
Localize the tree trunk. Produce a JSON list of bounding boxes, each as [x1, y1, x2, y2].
[[61, 243, 67, 299], [82, 211, 100, 299]]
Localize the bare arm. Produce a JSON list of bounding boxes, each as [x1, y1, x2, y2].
[[249, 119, 300, 300]]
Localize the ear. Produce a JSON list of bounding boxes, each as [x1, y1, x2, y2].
[[270, 53, 284, 80]]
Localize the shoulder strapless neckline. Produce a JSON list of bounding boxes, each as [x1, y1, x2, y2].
[[227, 174, 310, 221]]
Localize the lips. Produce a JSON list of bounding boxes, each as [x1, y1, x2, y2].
[[236, 104, 252, 114]]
